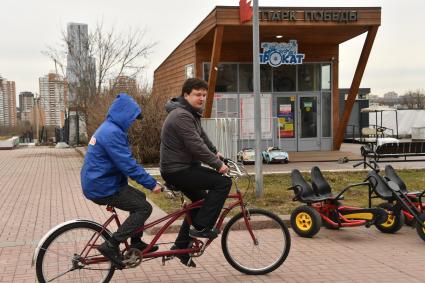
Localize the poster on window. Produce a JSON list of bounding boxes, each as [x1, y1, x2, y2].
[[278, 104, 294, 138], [239, 94, 272, 139]]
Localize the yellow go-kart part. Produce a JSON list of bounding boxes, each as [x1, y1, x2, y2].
[[295, 212, 313, 231], [343, 212, 374, 221], [380, 213, 396, 228]]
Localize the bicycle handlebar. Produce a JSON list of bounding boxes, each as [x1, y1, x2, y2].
[[223, 158, 246, 177]]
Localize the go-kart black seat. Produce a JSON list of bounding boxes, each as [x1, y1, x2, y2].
[[311, 166, 336, 199], [367, 170, 396, 200], [291, 169, 328, 203], [385, 165, 422, 197]]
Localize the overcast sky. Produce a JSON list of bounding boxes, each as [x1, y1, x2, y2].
[[1, 0, 424, 103]]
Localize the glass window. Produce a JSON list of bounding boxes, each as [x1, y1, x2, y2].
[[202, 63, 237, 92], [321, 64, 331, 91], [300, 96, 318, 138], [203, 63, 210, 81], [322, 92, 332, 137], [298, 63, 321, 91], [238, 64, 252, 92], [238, 64, 272, 93], [273, 65, 296, 92], [217, 64, 237, 92]]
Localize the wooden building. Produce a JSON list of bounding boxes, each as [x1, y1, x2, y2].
[[152, 6, 381, 151]]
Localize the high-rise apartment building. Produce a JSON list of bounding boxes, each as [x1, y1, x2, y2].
[[66, 23, 96, 103], [19, 91, 35, 123], [0, 75, 17, 127], [39, 73, 68, 127]]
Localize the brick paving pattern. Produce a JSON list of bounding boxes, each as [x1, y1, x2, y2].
[[0, 146, 424, 282]]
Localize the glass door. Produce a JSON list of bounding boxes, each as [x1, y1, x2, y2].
[[275, 96, 297, 151], [298, 95, 320, 151]]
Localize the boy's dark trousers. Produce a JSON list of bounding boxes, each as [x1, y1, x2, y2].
[[92, 185, 152, 243]]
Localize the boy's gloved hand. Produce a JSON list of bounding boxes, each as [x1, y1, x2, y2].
[[152, 184, 162, 194]]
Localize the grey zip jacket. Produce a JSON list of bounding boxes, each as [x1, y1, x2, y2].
[[160, 97, 223, 174]]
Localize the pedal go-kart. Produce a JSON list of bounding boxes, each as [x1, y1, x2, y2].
[[288, 166, 388, 238], [383, 165, 425, 226], [363, 162, 425, 241]]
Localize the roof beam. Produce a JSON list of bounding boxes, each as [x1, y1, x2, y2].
[[204, 25, 224, 118], [334, 26, 378, 149]]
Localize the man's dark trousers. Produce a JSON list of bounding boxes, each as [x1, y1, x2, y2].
[[92, 185, 152, 243], [162, 165, 232, 247]]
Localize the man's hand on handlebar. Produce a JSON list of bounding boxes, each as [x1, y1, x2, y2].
[[218, 164, 229, 174]]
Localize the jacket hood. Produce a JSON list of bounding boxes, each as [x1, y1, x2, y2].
[[107, 93, 141, 131], [165, 96, 202, 117]]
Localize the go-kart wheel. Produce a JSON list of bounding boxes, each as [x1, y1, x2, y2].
[[290, 205, 321, 238], [415, 213, 425, 242], [375, 202, 404, 234]]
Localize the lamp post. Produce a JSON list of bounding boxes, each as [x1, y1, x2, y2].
[[252, 0, 263, 197]]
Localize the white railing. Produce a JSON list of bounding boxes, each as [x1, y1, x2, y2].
[[201, 117, 285, 160]]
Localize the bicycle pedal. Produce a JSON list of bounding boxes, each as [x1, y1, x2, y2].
[[162, 255, 173, 265]]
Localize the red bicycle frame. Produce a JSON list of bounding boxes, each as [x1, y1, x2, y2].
[[79, 189, 255, 266]]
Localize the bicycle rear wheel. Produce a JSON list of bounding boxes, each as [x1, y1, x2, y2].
[[221, 208, 291, 275], [35, 221, 115, 283]]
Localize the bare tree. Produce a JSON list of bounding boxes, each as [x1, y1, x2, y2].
[[43, 22, 156, 138], [401, 89, 425, 109]]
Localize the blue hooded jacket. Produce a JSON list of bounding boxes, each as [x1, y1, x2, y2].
[[80, 93, 157, 199]]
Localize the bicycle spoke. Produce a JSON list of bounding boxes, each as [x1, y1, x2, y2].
[[46, 267, 75, 282], [40, 247, 75, 259]]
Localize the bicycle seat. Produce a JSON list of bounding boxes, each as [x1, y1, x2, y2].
[[367, 170, 395, 200], [310, 167, 341, 199], [291, 169, 328, 203], [385, 165, 422, 197]]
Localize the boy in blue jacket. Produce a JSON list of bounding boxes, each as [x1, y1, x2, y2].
[[81, 93, 161, 268]]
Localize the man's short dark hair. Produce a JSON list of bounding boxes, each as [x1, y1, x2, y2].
[[181, 78, 208, 96]]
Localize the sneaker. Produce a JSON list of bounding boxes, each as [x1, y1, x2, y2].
[[170, 244, 196, 267], [97, 241, 125, 269], [189, 226, 219, 239], [130, 241, 159, 253]]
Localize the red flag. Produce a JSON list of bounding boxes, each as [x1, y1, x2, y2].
[[239, 0, 253, 24]]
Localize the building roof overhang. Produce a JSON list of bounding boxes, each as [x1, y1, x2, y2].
[[198, 6, 381, 45]]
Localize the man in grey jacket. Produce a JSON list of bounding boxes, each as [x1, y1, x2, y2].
[[160, 78, 231, 267]]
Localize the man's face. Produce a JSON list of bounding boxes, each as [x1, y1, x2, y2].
[[184, 88, 207, 110]]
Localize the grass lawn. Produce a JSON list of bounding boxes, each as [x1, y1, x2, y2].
[[132, 169, 425, 216]]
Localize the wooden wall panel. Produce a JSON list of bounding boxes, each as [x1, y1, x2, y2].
[[196, 42, 338, 66], [152, 12, 216, 99]]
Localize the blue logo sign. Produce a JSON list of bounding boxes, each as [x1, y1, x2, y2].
[[260, 40, 305, 67]]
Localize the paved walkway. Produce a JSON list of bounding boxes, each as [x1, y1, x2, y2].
[[0, 146, 425, 282]]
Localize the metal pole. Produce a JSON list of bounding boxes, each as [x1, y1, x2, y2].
[[395, 110, 399, 139], [253, 0, 263, 197]]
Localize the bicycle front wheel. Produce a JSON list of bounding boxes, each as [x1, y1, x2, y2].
[[221, 208, 291, 275], [35, 220, 115, 283]]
